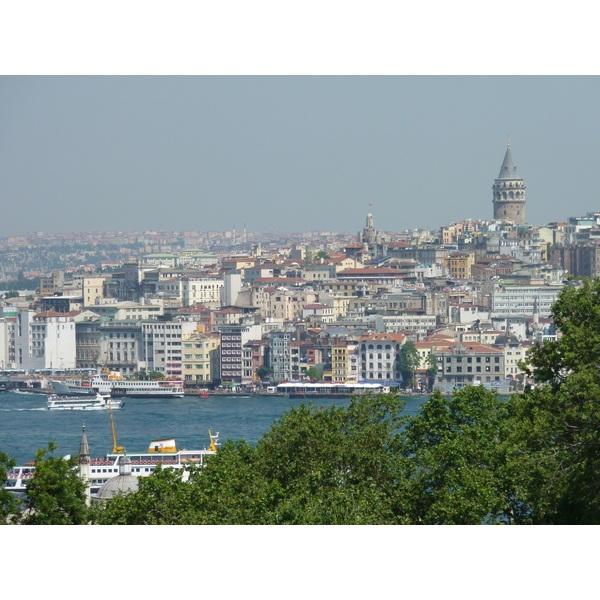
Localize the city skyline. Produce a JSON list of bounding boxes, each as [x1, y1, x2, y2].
[[2, 76, 599, 238]]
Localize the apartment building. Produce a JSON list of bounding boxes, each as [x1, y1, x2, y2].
[[491, 285, 563, 317], [181, 275, 224, 309], [15, 310, 77, 370], [140, 320, 197, 377], [269, 330, 292, 383], [434, 342, 505, 391], [358, 332, 405, 382], [182, 332, 220, 384], [219, 323, 262, 384]]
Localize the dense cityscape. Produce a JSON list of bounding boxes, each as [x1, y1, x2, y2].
[[1, 143, 598, 395], [3, 135, 600, 528]]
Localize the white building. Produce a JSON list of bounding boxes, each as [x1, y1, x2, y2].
[[491, 285, 563, 317], [0, 317, 16, 369], [181, 275, 224, 309], [14, 311, 76, 370]]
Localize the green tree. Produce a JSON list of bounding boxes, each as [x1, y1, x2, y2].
[[397, 341, 420, 388], [97, 393, 410, 525], [505, 278, 600, 523], [314, 250, 330, 261], [0, 452, 21, 524], [254, 392, 408, 524], [305, 366, 322, 381], [255, 365, 272, 381], [132, 370, 164, 381], [4, 290, 18, 299], [20, 442, 90, 525], [425, 353, 439, 392], [396, 387, 514, 524]]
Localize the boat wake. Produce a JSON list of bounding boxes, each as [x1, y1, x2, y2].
[[0, 407, 47, 412]]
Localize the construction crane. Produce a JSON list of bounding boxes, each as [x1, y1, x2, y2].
[[109, 403, 124, 453]]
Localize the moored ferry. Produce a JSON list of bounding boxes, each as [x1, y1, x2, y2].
[[47, 393, 124, 411], [276, 381, 393, 398], [4, 431, 220, 495], [52, 372, 185, 398]]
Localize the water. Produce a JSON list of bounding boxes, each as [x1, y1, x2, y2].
[[0, 391, 429, 464]]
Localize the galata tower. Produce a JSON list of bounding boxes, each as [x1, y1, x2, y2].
[[492, 141, 526, 226]]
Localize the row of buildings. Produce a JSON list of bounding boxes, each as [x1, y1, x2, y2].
[[2, 143, 592, 393]]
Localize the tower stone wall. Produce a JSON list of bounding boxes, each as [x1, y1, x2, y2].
[[492, 143, 526, 226]]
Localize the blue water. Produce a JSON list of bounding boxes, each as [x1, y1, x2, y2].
[[0, 391, 429, 464]]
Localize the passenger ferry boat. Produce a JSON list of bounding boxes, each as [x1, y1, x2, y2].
[[276, 381, 393, 398], [47, 393, 124, 411], [4, 431, 220, 495], [52, 372, 185, 398]]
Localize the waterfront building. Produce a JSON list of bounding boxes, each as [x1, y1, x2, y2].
[[14, 310, 76, 370], [75, 319, 142, 375], [140, 320, 197, 377], [269, 330, 292, 383], [434, 342, 505, 392], [358, 332, 405, 382], [0, 316, 16, 369], [219, 323, 262, 384], [182, 331, 220, 384]]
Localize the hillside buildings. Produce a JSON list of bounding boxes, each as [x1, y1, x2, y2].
[[1, 141, 591, 393]]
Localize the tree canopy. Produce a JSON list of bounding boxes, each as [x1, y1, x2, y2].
[[504, 278, 600, 523], [397, 341, 420, 388], [19, 442, 90, 525], [0, 451, 21, 524], [7, 279, 600, 524]]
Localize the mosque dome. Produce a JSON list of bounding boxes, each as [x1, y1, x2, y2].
[[96, 453, 139, 500]]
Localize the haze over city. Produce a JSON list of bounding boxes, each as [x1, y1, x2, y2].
[[2, 76, 599, 238]]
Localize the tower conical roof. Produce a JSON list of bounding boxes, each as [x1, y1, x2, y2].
[[497, 145, 520, 180], [79, 423, 90, 460]]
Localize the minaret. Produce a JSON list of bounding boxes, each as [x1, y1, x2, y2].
[[79, 423, 91, 508], [492, 140, 526, 226]]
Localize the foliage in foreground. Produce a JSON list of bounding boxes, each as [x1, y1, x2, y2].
[[7, 279, 600, 524], [15, 442, 90, 525], [95, 388, 514, 525]]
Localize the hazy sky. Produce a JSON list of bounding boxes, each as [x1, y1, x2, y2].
[[1, 76, 599, 237]]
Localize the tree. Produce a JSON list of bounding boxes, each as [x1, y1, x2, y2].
[[132, 370, 164, 381], [20, 442, 90, 525], [424, 353, 439, 392], [305, 366, 322, 381], [253, 392, 408, 524], [97, 392, 410, 525], [255, 365, 272, 381], [397, 341, 420, 388], [396, 387, 514, 524], [314, 250, 330, 261], [4, 290, 18, 299], [506, 278, 600, 523], [0, 452, 21, 524]]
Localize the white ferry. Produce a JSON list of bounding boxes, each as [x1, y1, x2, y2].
[[276, 381, 393, 398], [4, 431, 220, 495], [47, 393, 124, 411], [52, 372, 185, 398]]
